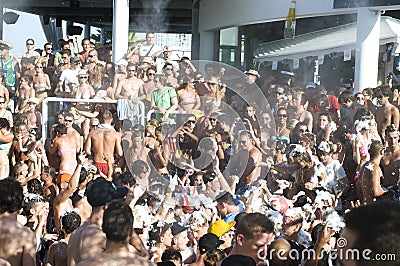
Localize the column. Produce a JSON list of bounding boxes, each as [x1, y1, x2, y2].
[[112, 0, 129, 62], [84, 24, 90, 39], [354, 7, 381, 92], [0, 1, 3, 40], [100, 28, 106, 44], [199, 31, 214, 61], [191, 1, 200, 60]]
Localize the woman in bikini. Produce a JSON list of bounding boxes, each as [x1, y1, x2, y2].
[[15, 75, 35, 113], [32, 62, 51, 100], [176, 76, 201, 114], [48, 124, 80, 182], [0, 118, 13, 179], [74, 70, 97, 140]]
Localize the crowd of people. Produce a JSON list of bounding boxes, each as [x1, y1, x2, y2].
[[0, 32, 399, 266]]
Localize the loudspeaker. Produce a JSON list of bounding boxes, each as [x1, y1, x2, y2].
[[67, 26, 83, 36]]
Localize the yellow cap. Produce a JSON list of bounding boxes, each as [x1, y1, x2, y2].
[[207, 220, 236, 237]]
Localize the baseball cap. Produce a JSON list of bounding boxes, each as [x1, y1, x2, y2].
[[207, 220, 236, 237], [70, 56, 80, 63], [57, 173, 72, 185], [171, 222, 187, 236], [244, 69, 260, 78], [116, 59, 128, 66], [148, 221, 171, 244], [221, 255, 256, 266], [198, 233, 224, 254], [86, 178, 128, 207]]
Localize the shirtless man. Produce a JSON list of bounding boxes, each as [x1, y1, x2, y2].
[[360, 140, 392, 204], [370, 86, 399, 139], [52, 152, 85, 233], [78, 38, 92, 66], [49, 124, 80, 178], [32, 62, 51, 99], [381, 125, 400, 188], [77, 200, 155, 266], [112, 59, 128, 96], [289, 93, 313, 132], [0, 179, 36, 266], [67, 178, 129, 266], [227, 130, 262, 193], [114, 63, 145, 101], [47, 212, 81, 266], [84, 111, 123, 176], [64, 112, 83, 151]]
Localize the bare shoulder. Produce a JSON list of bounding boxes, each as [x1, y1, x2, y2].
[[77, 253, 155, 266], [0, 258, 11, 266]]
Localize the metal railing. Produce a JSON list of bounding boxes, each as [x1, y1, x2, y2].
[[41, 97, 145, 143]]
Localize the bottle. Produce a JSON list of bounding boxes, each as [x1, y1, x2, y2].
[[284, 0, 296, 39]]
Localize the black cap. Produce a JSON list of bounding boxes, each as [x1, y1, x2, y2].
[[198, 233, 224, 254], [221, 255, 256, 266], [171, 222, 187, 236], [86, 178, 128, 207]]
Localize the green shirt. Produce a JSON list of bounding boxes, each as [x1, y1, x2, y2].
[[152, 86, 177, 110]]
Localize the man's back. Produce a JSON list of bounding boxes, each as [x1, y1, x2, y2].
[[0, 214, 36, 266], [67, 222, 106, 266], [77, 252, 155, 266], [88, 127, 119, 162]]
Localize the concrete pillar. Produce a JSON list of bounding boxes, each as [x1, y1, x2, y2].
[[191, 1, 200, 60], [112, 0, 129, 62], [84, 24, 90, 39], [199, 31, 214, 61], [0, 1, 3, 40], [354, 8, 381, 92], [100, 28, 106, 44]]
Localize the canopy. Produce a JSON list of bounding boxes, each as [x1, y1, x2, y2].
[[254, 16, 400, 63]]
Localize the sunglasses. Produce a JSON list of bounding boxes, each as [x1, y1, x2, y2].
[[65, 119, 73, 123], [209, 118, 217, 121], [298, 129, 307, 133], [186, 120, 196, 124], [278, 114, 287, 118], [356, 97, 364, 100], [61, 57, 68, 60], [46, 47, 52, 50], [276, 92, 284, 95], [148, 73, 155, 76], [88, 54, 96, 58], [208, 82, 217, 86], [91, 124, 99, 128], [0, 102, 5, 104], [79, 76, 88, 79], [26, 43, 34, 45], [165, 68, 173, 71], [35, 66, 43, 69]]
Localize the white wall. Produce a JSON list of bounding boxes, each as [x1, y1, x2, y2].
[[199, 0, 356, 32]]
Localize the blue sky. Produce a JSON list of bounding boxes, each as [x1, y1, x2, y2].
[[4, 10, 48, 55]]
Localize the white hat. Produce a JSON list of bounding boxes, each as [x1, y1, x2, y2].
[[116, 59, 128, 66]]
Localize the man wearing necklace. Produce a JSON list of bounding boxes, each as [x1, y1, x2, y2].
[[381, 124, 400, 188]]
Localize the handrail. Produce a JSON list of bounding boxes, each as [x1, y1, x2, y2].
[[41, 97, 145, 143]]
